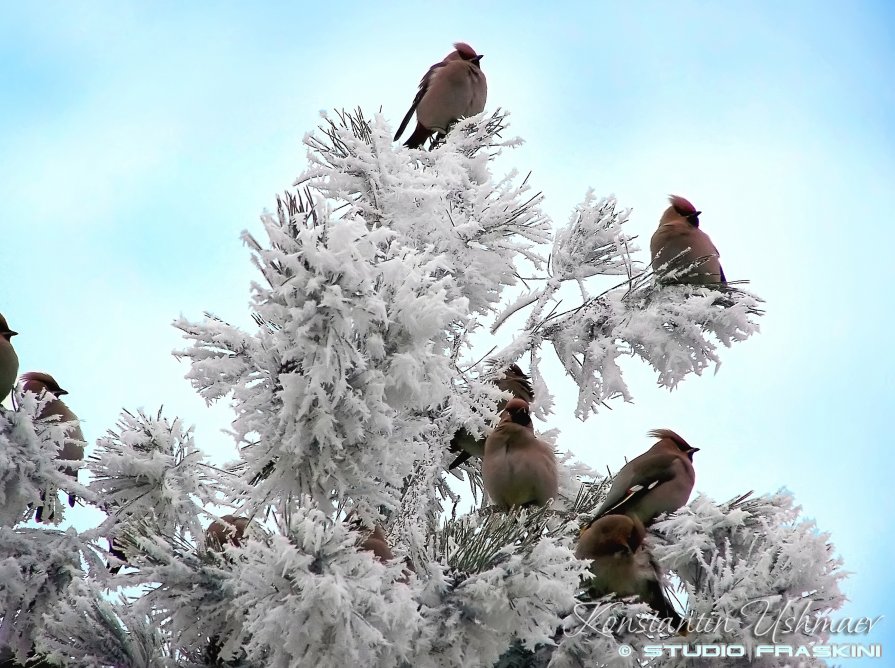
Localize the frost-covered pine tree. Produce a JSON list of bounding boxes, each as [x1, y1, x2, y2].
[[0, 110, 845, 667]]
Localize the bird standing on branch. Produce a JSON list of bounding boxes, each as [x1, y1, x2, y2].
[[394, 42, 487, 149], [587, 429, 698, 527], [651, 195, 726, 284], [483, 398, 558, 509], [20, 372, 86, 522]]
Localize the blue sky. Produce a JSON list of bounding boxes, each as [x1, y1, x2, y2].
[[2, 0, 893, 658]]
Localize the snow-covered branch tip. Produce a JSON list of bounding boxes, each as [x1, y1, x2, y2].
[[551, 192, 640, 281], [88, 408, 219, 544]]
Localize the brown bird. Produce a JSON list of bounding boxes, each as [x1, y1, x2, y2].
[[0, 314, 18, 404], [394, 42, 487, 149], [20, 372, 85, 522], [650, 195, 726, 284], [203, 515, 254, 664], [448, 364, 534, 470], [483, 398, 558, 509], [576, 513, 686, 632], [205, 515, 252, 551], [358, 524, 395, 563], [588, 429, 698, 527]]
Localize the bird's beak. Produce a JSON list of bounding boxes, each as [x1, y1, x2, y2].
[[695, 210, 702, 216], [57, 389, 69, 396], [473, 55, 483, 63], [689, 447, 700, 454], [3, 330, 16, 337]]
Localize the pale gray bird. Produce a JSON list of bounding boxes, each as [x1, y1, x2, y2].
[[576, 513, 686, 632], [0, 314, 18, 404], [650, 195, 726, 284], [394, 42, 487, 149], [449, 364, 535, 470], [589, 429, 698, 527], [483, 398, 558, 509], [20, 372, 85, 522]]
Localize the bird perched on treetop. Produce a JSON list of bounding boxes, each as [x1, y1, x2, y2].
[[449, 364, 534, 470], [394, 42, 487, 149], [483, 398, 558, 509], [0, 314, 18, 404], [575, 513, 687, 633], [650, 195, 726, 285], [20, 372, 86, 522], [587, 429, 698, 527]]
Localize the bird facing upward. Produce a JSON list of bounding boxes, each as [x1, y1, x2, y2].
[[587, 429, 699, 527], [0, 314, 18, 404], [394, 42, 487, 149], [448, 364, 535, 470], [650, 195, 726, 284], [483, 398, 558, 509], [20, 371, 86, 522]]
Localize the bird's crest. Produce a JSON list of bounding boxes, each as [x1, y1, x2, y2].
[[453, 42, 479, 60], [647, 428, 696, 453], [20, 371, 64, 393], [668, 195, 697, 215], [668, 195, 702, 226]]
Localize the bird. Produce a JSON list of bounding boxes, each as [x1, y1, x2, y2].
[[394, 42, 487, 149], [588, 429, 698, 527], [357, 524, 395, 562], [575, 513, 686, 632], [20, 372, 85, 522], [483, 398, 558, 509], [594, 429, 699, 526], [449, 364, 535, 470], [107, 534, 130, 574], [205, 515, 252, 551], [0, 314, 18, 404], [203, 515, 254, 665], [650, 195, 726, 285]]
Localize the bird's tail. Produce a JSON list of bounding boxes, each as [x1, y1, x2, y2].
[[645, 578, 689, 636], [404, 123, 432, 149]]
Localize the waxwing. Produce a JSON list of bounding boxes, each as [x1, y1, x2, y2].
[[651, 195, 726, 284], [394, 42, 487, 149]]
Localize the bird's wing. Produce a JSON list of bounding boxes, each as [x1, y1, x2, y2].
[[394, 62, 447, 141], [448, 450, 472, 469], [594, 452, 680, 517], [448, 428, 481, 469]]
